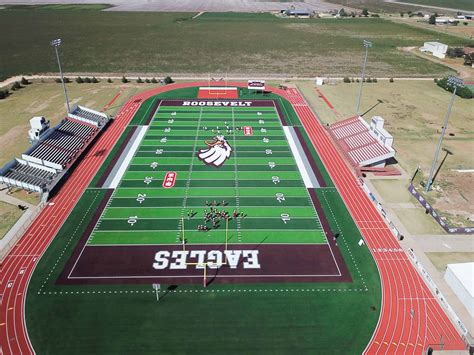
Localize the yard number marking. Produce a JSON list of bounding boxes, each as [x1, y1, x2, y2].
[[268, 162, 276, 169], [150, 162, 158, 169], [281, 213, 291, 224], [265, 149, 272, 155], [155, 149, 163, 155], [167, 119, 174, 124], [258, 119, 264, 124], [263, 137, 269, 143], [164, 127, 171, 133], [144, 177, 153, 185], [136, 193, 147, 204], [272, 176, 280, 184], [276, 193, 285, 203], [160, 137, 167, 143]]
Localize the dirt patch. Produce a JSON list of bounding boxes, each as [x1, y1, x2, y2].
[[426, 252, 474, 272]]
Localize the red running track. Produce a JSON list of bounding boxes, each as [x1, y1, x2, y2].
[[0, 82, 466, 354], [274, 87, 465, 354]]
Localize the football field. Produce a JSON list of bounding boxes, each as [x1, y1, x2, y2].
[[59, 98, 350, 284], [26, 87, 381, 354]]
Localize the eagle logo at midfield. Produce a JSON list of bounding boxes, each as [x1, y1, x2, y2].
[[197, 135, 232, 168]]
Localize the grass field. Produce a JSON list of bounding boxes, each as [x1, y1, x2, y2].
[[0, 10, 472, 80], [426, 252, 474, 271], [0, 81, 157, 166], [299, 79, 474, 227], [0, 201, 23, 239], [396, 0, 474, 11], [26, 87, 381, 353]]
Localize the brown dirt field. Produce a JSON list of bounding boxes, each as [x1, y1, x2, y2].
[[426, 252, 474, 272]]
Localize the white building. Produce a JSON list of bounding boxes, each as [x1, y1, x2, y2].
[[420, 41, 448, 59], [444, 263, 474, 318]]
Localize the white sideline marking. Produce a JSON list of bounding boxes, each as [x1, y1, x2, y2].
[[282, 126, 313, 188], [107, 126, 149, 188]]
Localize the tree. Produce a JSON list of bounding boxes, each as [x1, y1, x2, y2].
[[362, 8, 369, 17], [11, 81, 22, 91], [137, 77, 143, 83], [164, 76, 174, 84], [389, 77, 394, 83], [339, 8, 347, 17], [91, 76, 99, 83], [428, 14, 436, 24], [76, 76, 84, 84], [151, 77, 158, 83], [121, 76, 128, 83], [20, 77, 30, 85], [0, 89, 9, 100], [343, 77, 351, 83], [446, 47, 465, 58], [145, 78, 151, 83], [107, 78, 113, 83], [84, 77, 91, 83], [464, 53, 474, 66], [400, 12, 404, 17]]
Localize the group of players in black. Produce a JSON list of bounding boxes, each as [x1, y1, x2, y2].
[[188, 199, 246, 232]]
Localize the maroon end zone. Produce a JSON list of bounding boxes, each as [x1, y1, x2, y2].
[[58, 243, 351, 285]]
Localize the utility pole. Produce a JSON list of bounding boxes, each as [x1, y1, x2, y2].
[[356, 39, 372, 116], [425, 75, 463, 193], [50, 38, 71, 113]]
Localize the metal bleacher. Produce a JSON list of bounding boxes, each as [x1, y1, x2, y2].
[[69, 105, 108, 127], [27, 119, 96, 169], [1, 161, 57, 191], [0, 105, 110, 193]]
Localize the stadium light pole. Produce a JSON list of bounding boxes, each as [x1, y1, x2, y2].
[[50, 38, 71, 113], [424, 75, 463, 193], [355, 39, 372, 116]]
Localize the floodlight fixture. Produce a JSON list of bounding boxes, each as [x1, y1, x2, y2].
[[425, 75, 462, 192], [356, 39, 373, 115], [50, 38, 70, 113]]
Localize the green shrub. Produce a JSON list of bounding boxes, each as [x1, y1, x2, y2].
[[389, 78, 394, 83], [373, 78, 378, 83], [121, 76, 128, 83], [76, 76, 84, 83], [151, 78, 158, 83], [164, 76, 174, 84], [343, 77, 351, 83], [436, 77, 473, 99], [20, 77, 30, 85], [84, 77, 91, 83], [107, 78, 113, 83], [137, 77, 143, 83], [91, 76, 99, 83], [0, 89, 9, 99]]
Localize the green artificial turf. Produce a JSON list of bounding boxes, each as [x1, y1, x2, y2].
[[26, 86, 381, 354]]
